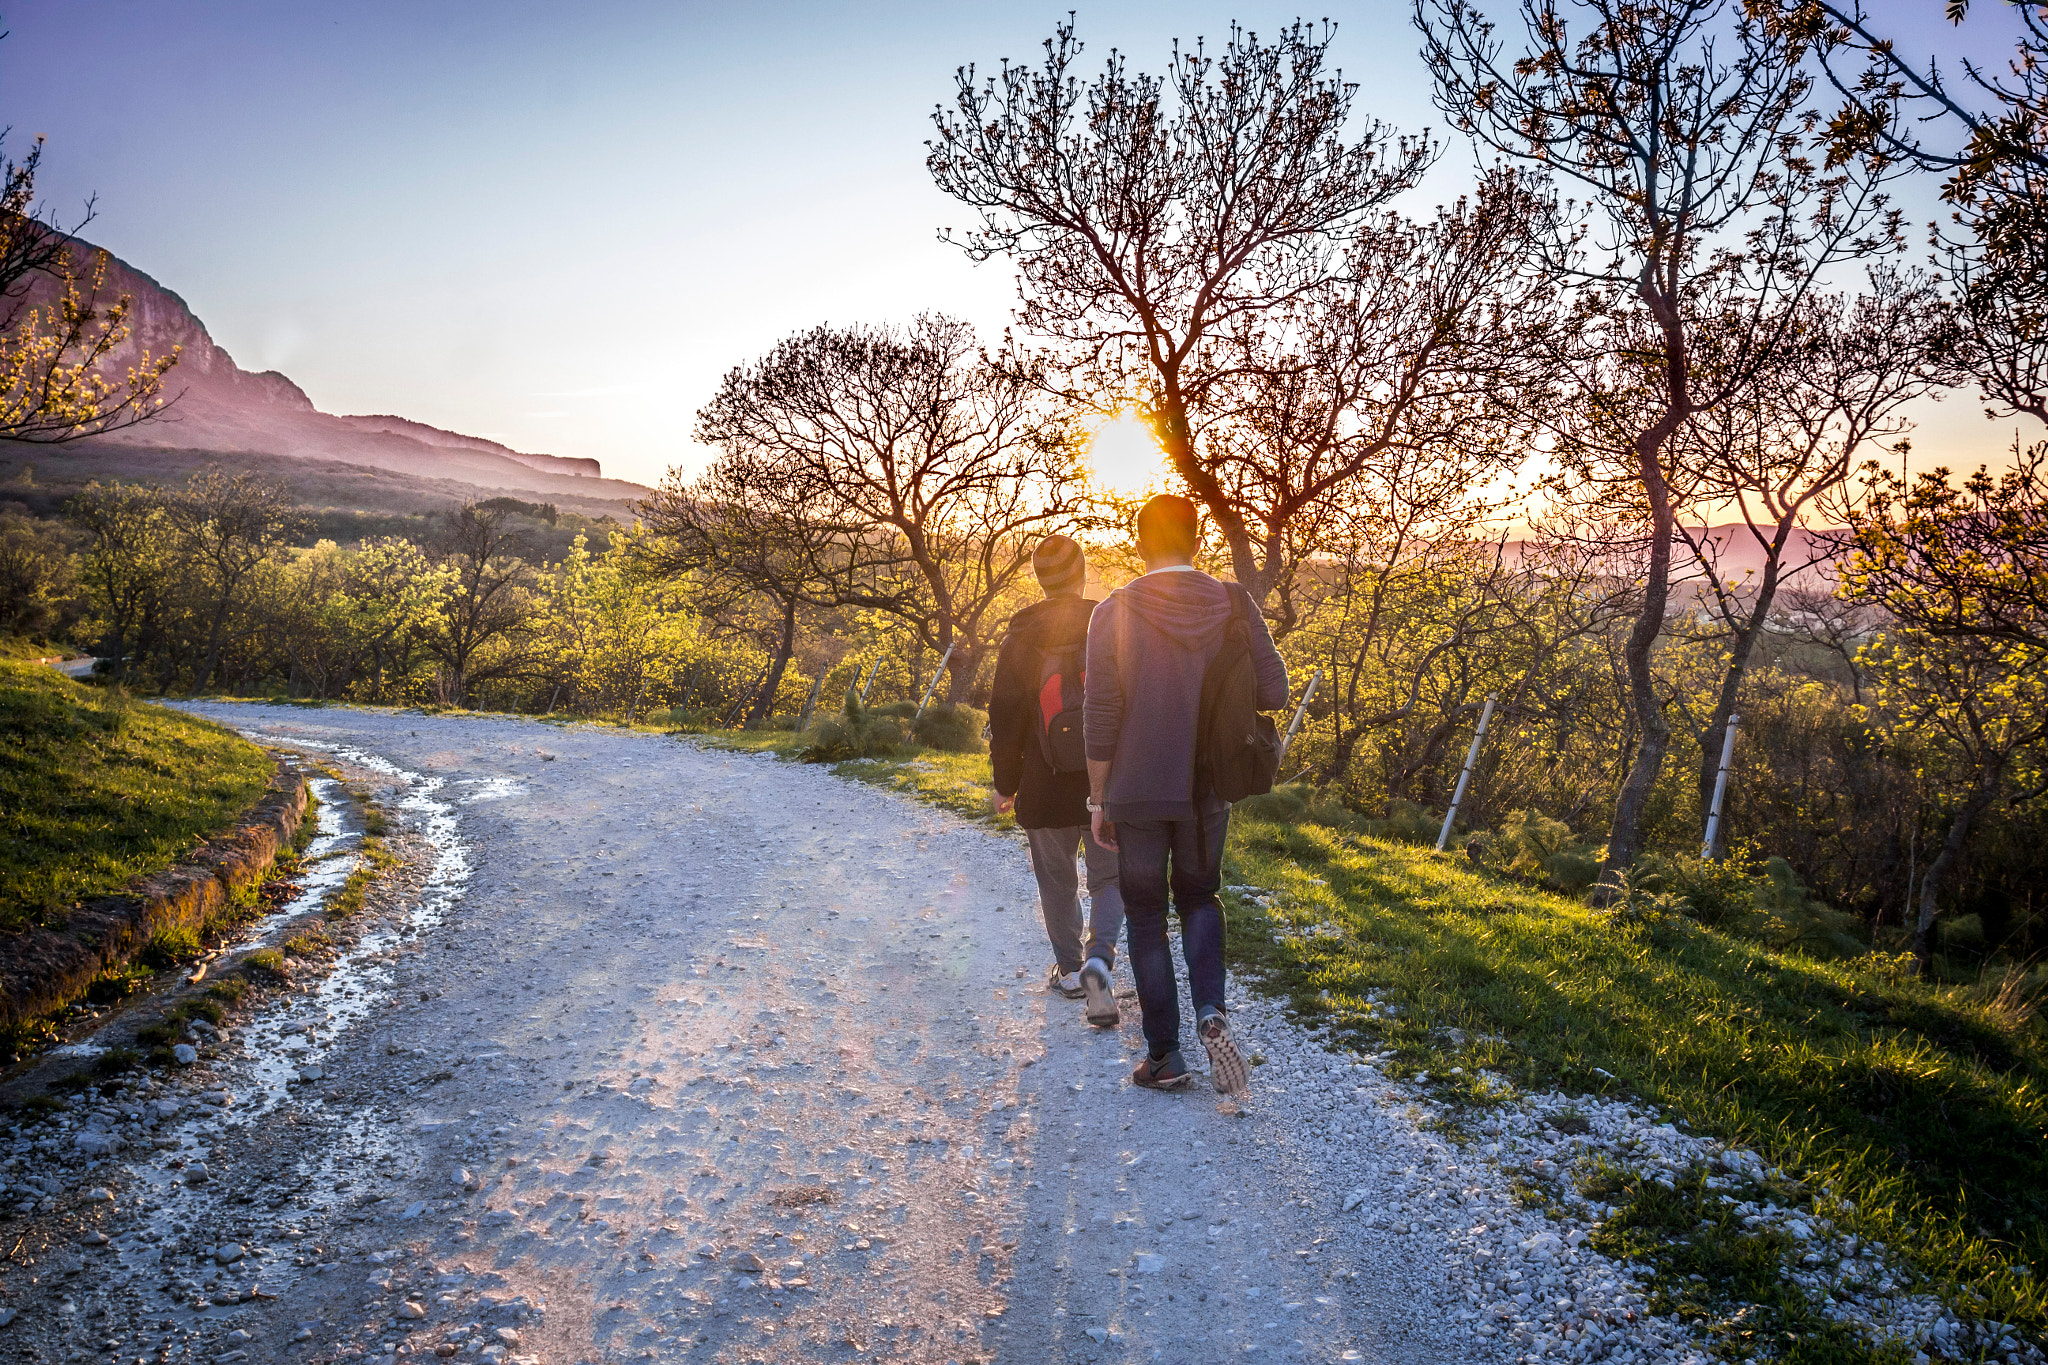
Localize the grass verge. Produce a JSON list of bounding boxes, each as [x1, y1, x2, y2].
[[0, 660, 272, 933], [686, 721, 2044, 1355]]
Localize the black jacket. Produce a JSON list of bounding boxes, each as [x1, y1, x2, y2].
[[989, 593, 1097, 830]]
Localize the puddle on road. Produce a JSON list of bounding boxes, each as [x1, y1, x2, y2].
[[97, 731, 474, 1292]]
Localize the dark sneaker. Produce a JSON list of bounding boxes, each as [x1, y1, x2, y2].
[[1198, 1007, 1250, 1095], [1045, 964, 1085, 999], [1080, 957, 1119, 1027], [1131, 1050, 1192, 1090]]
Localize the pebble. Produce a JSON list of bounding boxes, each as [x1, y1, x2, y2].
[[214, 1243, 245, 1265], [172, 1043, 199, 1065]]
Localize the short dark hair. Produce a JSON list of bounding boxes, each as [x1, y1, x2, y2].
[[1135, 494, 1200, 560]]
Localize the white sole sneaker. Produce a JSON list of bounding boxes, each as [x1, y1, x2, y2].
[[1081, 959, 1119, 1027], [1199, 1010, 1249, 1095]]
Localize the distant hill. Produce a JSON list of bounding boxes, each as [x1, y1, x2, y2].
[[6, 234, 649, 516]]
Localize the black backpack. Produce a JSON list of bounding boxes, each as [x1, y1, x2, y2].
[[1034, 633, 1089, 773], [1196, 585, 1281, 803]]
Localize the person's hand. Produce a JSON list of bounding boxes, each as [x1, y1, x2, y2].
[[992, 790, 1015, 816], [1091, 808, 1118, 851]]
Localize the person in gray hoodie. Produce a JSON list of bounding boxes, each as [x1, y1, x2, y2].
[[1084, 495, 1288, 1092]]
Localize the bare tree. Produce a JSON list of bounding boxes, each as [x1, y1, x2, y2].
[[1420, 0, 1908, 878], [424, 503, 540, 707], [1794, 1, 2048, 427], [1677, 267, 1942, 849], [692, 315, 1077, 702], [1199, 167, 1565, 632], [170, 469, 302, 694], [638, 445, 841, 726], [928, 19, 1435, 602]]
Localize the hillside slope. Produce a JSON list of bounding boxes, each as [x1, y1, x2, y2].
[[15, 235, 650, 508]]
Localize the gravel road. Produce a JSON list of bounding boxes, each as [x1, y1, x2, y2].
[[157, 705, 1486, 1365], [6, 704, 1670, 1365]]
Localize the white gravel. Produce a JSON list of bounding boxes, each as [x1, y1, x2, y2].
[[0, 704, 2031, 1365]]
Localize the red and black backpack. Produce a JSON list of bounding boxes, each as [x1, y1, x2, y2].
[[1034, 634, 1088, 773]]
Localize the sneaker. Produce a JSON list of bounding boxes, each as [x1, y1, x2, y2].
[[1080, 957, 1119, 1027], [1045, 964, 1085, 999], [1198, 1007, 1250, 1095], [1131, 1050, 1192, 1090]]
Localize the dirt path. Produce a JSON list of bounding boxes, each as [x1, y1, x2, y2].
[[2, 707, 1493, 1365]]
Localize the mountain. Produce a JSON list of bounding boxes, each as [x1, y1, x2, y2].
[[8, 235, 649, 514]]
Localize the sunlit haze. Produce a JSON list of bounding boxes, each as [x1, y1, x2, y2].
[[1, 0, 2027, 490], [1085, 414, 1172, 501]]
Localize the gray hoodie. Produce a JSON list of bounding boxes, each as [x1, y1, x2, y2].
[[1083, 568, 1289, 823]]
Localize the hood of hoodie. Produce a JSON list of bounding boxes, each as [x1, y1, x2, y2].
[[1115, 570, 1233, 652]]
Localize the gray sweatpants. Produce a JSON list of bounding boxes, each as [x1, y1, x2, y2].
[[1025, 824, 1124, 974]]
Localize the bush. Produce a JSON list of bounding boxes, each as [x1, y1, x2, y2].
[[875, 700, 919, 720], [801, 689, 905, 762], [912, 702, 987, 753], [1474, 809, 1602, 894], [1653, 853, 1760, 927], [1238, 783, 1310, 823], [1363, 798, 1444, 846]]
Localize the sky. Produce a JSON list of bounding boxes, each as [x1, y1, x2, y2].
[[1, 0, 2034, 490]]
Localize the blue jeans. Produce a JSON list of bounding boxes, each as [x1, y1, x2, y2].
[[1115, 809, 1230, 1057]]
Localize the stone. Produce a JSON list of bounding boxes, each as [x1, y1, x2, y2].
[[732, 1251, 765, 1272], [75, 1133, 120, 1156], [80, 1231, 109, 1246], [1085, 1326, 1109, 1343], [183, 1165, 212, 1187], [215, 1243, 245, 1265], [1135, 1253, 1165, 1274], [298, 1063, 326, 1082], [399, 1301, 427, 1319], [0, 1307, 15, 1327], [173, 1044, 199, 1066], [401, 1202, 427, 1220], [83, 1186, 114, 1202], [493, 1327, 521, 1345]]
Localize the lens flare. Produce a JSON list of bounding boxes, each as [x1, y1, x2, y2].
[[1085, 414, 1169, 498]]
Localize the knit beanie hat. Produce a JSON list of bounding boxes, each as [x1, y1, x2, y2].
[[1032, 534, 1086, 596]]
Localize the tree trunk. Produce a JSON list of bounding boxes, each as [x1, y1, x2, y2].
[[1598, 425, 1682, 888], [944, 640, 984, 703], [745, 596, 800, 728], [1910, 774, 2001, 967]]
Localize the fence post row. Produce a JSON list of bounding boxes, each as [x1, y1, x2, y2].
[[913, 641, 959, 725], [1701, 714, 1740, 861], [1435, 694, 1499, 853], [1278, 667, 1322, 763]]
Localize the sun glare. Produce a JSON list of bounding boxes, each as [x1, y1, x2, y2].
[[1085, 414, 1170, 499]]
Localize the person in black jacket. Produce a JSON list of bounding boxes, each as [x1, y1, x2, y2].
[[989, 534, 1124, 1026]]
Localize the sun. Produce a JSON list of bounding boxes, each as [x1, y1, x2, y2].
[[1085, 413, 1170, 499]]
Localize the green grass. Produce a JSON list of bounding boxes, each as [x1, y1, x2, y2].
[[0, 636, 79, 662], [0, 661, 273, 933], [686, 722, 2046, 1352]]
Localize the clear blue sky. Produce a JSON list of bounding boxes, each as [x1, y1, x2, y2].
[[0, 1, 2028, 486]]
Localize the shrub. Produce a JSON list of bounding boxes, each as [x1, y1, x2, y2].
[[1593, 865, 1691, 928], [801, 689, 905, 762], [1238, 783, 1310, 823], [1363, 798, 1443, 846], [1654, 853, 1761, 927], [1474, 809, 1602, 894], [912, 702, 987, 753], [875, 700, 919, 720]]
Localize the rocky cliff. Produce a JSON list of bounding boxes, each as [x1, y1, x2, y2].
[[17, 234, 644, 504]]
